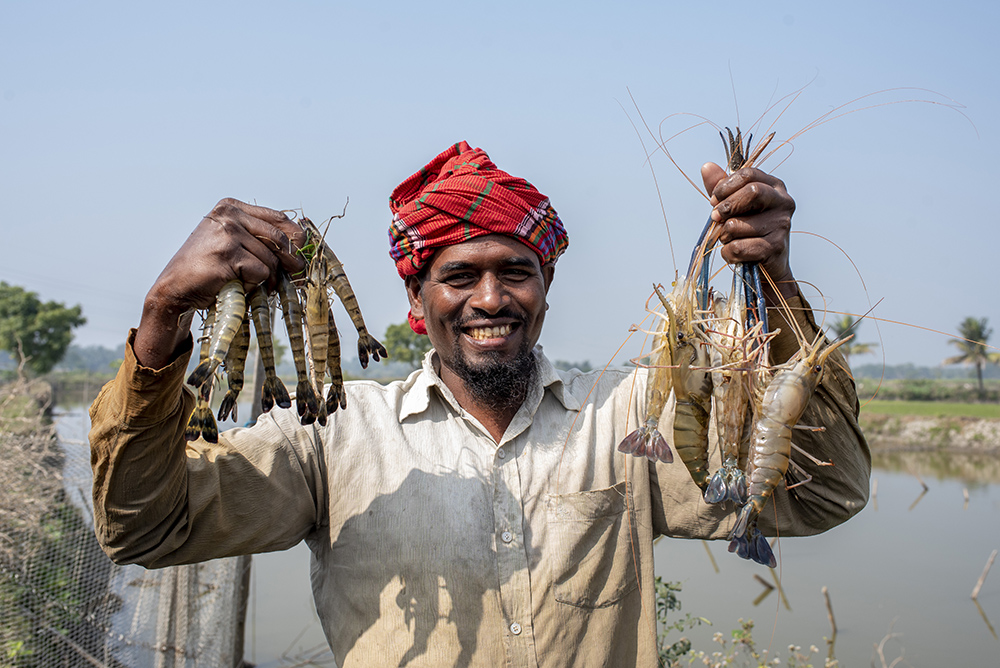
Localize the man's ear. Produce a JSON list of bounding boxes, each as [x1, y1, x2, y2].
[[542, 264, 555, 294], [405, 275, 424, 321]]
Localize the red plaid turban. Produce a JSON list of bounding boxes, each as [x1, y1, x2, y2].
[[389, 141, 569, 334]]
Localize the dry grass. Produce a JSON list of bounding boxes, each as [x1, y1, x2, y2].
[[0, 380, 61, 568]]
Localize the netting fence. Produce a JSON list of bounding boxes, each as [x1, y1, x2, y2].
[[1, 382, 249, 667]]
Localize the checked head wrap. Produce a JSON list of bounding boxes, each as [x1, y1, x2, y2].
[[389, 141, 569, 334]]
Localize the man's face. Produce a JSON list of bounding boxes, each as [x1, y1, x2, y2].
[[406, 234, 554, 395]]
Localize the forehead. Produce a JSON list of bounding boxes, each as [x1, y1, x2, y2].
[[426, 234, 542, 273]]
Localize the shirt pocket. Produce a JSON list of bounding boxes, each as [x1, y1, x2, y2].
[[545, 481, 638, 609]]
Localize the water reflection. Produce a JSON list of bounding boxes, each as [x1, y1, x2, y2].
[[872, 449, 1000, 486], [653, 460, 1000, 668]]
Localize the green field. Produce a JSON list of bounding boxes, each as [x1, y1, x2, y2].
[[860, 400, 1000, 418]]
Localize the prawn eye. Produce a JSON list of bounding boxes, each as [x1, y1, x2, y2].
[[812, 364, 822, 374]]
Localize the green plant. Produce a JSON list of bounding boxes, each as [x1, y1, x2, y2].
[[382, 321, 433, 369], [654, 577, 709, 665], [654, 579, 837, 667], [687, 619, 835, 668]]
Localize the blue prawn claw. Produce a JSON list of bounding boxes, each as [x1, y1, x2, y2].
[[618, 424, 673, 464]]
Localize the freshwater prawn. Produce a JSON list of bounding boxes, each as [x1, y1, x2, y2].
[[704, 268, 754, 505], [728, 311, 852, 567], [617, 288, 675, 463], [619, 125, 777, 480], [186, 280, 248, 442]]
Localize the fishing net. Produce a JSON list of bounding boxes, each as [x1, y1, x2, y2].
[[0, 381, 250, 667]]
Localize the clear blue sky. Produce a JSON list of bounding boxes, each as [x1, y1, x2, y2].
[[2, 1, 996, 369]]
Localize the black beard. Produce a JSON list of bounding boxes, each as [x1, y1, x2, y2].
[[450, 340, 536, 413]]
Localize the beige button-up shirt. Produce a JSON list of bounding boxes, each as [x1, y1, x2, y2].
[[90, 298, 869, 667]]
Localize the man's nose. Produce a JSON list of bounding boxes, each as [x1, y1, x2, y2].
[[469, 274, 510, 314]]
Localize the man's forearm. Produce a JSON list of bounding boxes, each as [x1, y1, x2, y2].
[[90, 330, 195, 564]]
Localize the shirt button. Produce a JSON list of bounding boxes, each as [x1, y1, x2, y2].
[[497, 448, 506, 459], [501, 531, 513, 544], [510, 622, 522, 635]]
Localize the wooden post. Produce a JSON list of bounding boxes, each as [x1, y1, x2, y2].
[[971, 549, 998, 600], [823, 586, 837, 635]]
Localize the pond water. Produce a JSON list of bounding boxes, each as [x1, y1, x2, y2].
[[57, 406, 1000, 666], [655, 468, 1000, 667]]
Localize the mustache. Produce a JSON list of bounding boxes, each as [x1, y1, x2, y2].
[[451, 307, 526, 333]]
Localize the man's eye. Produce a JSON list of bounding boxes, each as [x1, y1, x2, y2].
[[503, 269, 531, 281], [443, 273, 474, 286]]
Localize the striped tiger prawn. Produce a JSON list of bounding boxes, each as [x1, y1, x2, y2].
[[182, 208, 388, 439]]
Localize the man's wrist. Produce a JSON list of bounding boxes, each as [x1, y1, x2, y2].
[[135, 293, 194, 369]]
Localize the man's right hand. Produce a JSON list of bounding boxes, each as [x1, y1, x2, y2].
[[134, 199, 307, 369]]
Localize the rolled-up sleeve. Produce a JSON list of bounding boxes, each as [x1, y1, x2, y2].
[[90, 330, 326, 568]]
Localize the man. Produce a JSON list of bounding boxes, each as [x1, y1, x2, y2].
[[90, 142, 869, 667]]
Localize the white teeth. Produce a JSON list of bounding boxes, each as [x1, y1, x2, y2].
[[470, 324, 513, 340]]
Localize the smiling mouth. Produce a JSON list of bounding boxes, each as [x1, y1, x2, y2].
[[467, 324, 514, 340]]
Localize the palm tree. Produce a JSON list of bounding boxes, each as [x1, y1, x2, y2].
[[826, 315, 878, 366], [943, 317, 1000, 399]]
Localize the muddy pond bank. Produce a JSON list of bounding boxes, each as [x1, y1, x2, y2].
[[861, 411, 1000, 484]]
